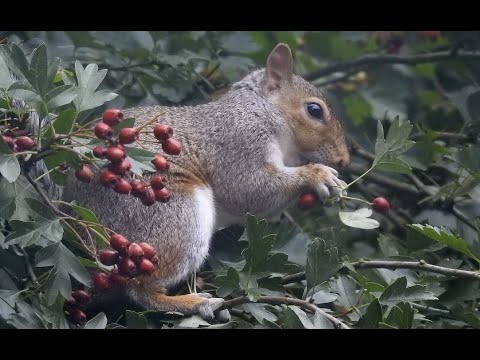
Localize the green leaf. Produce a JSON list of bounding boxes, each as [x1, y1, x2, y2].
[[46, 57, 60, 87], [312, 290, 338, 304], [0, 175, 41, 221], [70, 203, 108, 247], [125, 310, 148, 329], [385, 302, 414, 329], [39, 295, 69, 329], [125, 146, 156, 175], [466, 90, 480, 123], [178, 315, 210, 328], [311, 311, 334, 329], [339, 208, 380, 229], [46, 84, 76, 108], [379, 277, 437, 305], [305, 238, 343, 293], [407, 224, 480, 264], [215, 267, 240, 298], [283, 306, 314, 329], [5, 219, 63, 247], [30, 44, 48, 98], [84, 312, 107, 329], [35, 242, 91, 305], [73, 61, 117, 113], [334, 275, 361, 309], [52, 108, 76, 134], [242, 214, 276, 273], [356, 298, 383, 329], [456, 145, 480, 176], [243, 303, 278, 323], [373, 117, 415, 174], [0, 136, 20, 183], [0, 53, 14, 89], [9, 44, 34, 84]]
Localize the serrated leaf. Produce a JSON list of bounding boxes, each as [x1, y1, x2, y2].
[[84, 312, 107, 329], [35, 242, 91, 305], [30, 44, 48, 98], [339, 208, 380, 229], [39, 295, 69, 329], [0, 53, 14, 89], [70, 203, 108, 247], [408, 224, 480, 264], [305, 238, 343, 293], [0, 175, 41, 221], [46, 84, 76, 108], [9, 44, 33, 84], [284, 306, 314, 329], [243, 303, 278, 323], [73, 61, 117, 113], [334, 275, 361, 309], [379, 277, 437, 305], [52, 108, 76, 135], [0, 136, 20, 183], [215, 267, 240, 298], [385, 302, 414, 329], [356, 298, 383, 329], [242, 214, 277, 273], [125, 310, 148, 329], [125, 146, 156, 175], [5, 219, 63, 247], [373, 117, 415, 174]]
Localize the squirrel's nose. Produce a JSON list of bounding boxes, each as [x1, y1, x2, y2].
[[336, 155, 351, 168]]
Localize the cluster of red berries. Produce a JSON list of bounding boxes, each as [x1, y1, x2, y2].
[[64, 289, 91, 325], [2, 133, 36, 152], [74, 109, 182, 206], [92, 234, 158, 291], [297, 193, 391, 214]]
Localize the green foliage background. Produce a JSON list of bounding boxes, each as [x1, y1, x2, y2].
[[0, 31, 479, 329]]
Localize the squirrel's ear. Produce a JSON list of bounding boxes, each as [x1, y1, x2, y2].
[[265, 43, 293, 91]]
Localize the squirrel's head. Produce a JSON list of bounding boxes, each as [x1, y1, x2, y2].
[[261, 43, 350, 169]]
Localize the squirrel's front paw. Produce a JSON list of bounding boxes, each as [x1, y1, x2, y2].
[[313, 165, 347, 201], [196, 297, 224, 321]]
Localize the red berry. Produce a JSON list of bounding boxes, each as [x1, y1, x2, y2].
[[130, 179, 147, 197], [118, 127, 139, 145], [298, 193, 319, 209], [69, 309, 87, 325], [139, 258, 155, 274], [162, 138, 182, 155], [102, 109, 124, 127], [110, 234, 130, 254], [153, 124, 173, 141], [99, 170, 118, 187], [139, 242, 156, 260], [105, 146, 125, 163], [2, 135, 15, 150], [150, 175, 165, 190], [109, 273, 129, 287], [150, 255, 159, 265], [110, 158, 132, 175], [93, 272, 111, 290], [15, 136, 35, 151], [99, 250, 119, 266], [128, 243, 145, 258], [64, 297, 77, 308], [372, 197, 390, 213], [75, 165, 94, 183], [94, 122, 113, 140], [72, 290, 91, 304], [93, 146, 107, 159], [113, 178, 132, 194], [151, 155, 169, 171], [140, 188, 156, 206], [154, 188, 171, 203], [118, 257, 137, 277]]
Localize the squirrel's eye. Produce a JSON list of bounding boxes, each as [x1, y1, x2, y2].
[[306, 102, 324, 120]]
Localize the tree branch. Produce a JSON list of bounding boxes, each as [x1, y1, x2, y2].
[[221, 295, 350, 329], [281, 259, 480, 285], [304, 49, 480, 81]]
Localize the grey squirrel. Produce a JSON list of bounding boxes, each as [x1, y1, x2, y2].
[[61, 43, 351, 320]]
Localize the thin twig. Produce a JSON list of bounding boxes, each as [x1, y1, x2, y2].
[[221, 296, 350, 329], [24, 172, 70, 218], [16, 246, 39, 289], [304, 49, 480, 81]]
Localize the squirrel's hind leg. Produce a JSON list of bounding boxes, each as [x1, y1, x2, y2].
[[125, 186, 223, 320]]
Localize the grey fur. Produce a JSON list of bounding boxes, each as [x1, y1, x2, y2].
[[61, 44, 350, 315]]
